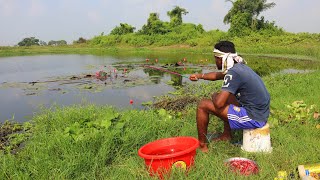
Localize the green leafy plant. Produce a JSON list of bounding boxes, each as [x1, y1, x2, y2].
[[286, 101, 315, 124], [269, 100, 317, 126], [64, 112, 122, 141]]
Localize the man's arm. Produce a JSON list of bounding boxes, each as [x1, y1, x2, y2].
[[212, 90, 231, 109], [189, 72, 225, 81]]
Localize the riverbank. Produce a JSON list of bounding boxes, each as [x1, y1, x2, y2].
[[1, 67, 319, 179], [1, 40, 320, 61]]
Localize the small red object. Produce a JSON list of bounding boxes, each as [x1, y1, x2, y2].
[[95, 71, 100, 77], [130, 99, 133, 104], [114, 68, 117, 73], [124, 68, 127, 73]]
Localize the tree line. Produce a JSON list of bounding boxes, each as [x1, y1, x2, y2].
[[107, 0, 279, 36], [17, 37, 89, 47], [17, 0, 282, 47]]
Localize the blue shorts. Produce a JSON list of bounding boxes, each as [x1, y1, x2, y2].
[[228, 104, 266, 130]]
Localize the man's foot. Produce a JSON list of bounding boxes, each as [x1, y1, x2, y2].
[[199, 143, 209, 153], [210, 133, 231, 142]]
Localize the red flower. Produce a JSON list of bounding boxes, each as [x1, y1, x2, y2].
[[130, 99, 134, 104]]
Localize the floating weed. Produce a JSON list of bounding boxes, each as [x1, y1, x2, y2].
[[166, 80, 175, 85], [269, 100, 317, 127], [141, 101, 153, 106]]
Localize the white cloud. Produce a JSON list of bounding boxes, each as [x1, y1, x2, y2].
[[211, 0, 230, 15], [28, 0, 46, 16], [87, 11, 101, 24], [0, 0, 17, 16]]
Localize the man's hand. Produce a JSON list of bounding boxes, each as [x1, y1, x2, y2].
[[189, 74, 201, 81], [212, 91, 230, 109], [211, 92, 218, 101]]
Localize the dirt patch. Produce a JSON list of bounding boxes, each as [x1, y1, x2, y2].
[[153, 96, 199, 111], [0, 121, 32, 154]]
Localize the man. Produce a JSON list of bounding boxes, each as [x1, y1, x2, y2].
[[189, 41, 270, 152]]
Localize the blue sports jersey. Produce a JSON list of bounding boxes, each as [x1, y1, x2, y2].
[[221, 63, 270, 122]]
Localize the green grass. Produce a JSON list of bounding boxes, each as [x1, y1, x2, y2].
[[1, 69, 320, 179], [1, 32, 320, 61]]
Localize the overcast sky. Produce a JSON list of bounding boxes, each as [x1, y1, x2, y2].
[[1, 0, 319, 46]]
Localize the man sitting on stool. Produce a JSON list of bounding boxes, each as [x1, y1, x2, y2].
[[189, 41, 270, 152]]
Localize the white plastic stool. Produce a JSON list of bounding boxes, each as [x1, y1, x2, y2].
[[241, 123, 272, 153]]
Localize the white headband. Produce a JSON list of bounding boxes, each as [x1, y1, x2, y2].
[[213, 48, 245, 73], [213, 48, 238, 57]]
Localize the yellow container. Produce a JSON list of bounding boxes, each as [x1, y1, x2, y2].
[[274, 171, 287, 180], [298, 164, 320, 179]]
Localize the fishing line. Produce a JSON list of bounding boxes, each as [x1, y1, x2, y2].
[[143, 65, 189, 78]]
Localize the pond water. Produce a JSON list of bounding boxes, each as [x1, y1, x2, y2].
[[0, 54, 214, 122], [0, 53, 319, 122]]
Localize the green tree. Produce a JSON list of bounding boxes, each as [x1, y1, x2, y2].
[[167, 6, 189, 26], [39, 40, 47, 46], [110, 23, 136, 35], [17, 37, 40, 46], [228, 12, 252, 36], [73, 37, 87, 44], [139, 13, 169, 35], [58, 40, 67, 45], [48, 40, 67, 46], [224, 0, 275, 34]]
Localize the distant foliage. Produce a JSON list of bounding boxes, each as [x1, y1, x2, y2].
[[167, 6, 189, 26], [85, 3, 320, 58], [110, 23, 136, 35], [48, 40, 67, 46], [229, 12, 252, 36], [73, 37, 87, 44], [138, 13, 170, 35], [17, 37, 40, 46], [225, 0, 278, 36], [39, 40, 47, 46]]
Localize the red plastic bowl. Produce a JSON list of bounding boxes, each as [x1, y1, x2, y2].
[[138, 136, 199, 178]]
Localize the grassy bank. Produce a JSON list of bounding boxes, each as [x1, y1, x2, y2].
[[1, 31, 320, 61], [1, 69, 319, 179]]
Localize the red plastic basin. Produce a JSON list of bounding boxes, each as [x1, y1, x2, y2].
[[138, 136, 199, 178]]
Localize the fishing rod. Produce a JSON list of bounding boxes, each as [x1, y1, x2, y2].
[[143, 65, 189, 78]]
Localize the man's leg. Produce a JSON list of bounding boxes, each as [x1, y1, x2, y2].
[[196, 99, 229, 152], [196, 93, 239, 152], [213, 94, 240, 141]]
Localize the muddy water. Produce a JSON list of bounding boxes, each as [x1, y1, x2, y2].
[[0, 54, 319, 122]]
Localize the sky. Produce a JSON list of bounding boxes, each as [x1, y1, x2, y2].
[[0, 0, 319, 46]]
